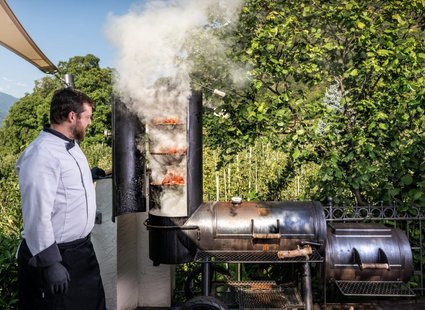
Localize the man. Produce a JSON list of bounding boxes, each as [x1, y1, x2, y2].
[[16, 88, 106, 310]]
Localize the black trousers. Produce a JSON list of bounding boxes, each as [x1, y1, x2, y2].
[[17, 236, 106, 310]]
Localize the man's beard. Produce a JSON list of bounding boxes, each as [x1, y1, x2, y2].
[[71, 121, 86, 141]]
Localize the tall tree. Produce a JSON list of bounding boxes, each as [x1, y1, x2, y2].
[[195, 0, 425, 205]]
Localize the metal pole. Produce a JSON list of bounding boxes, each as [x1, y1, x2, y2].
[[420, 219, 424, 296], [302, 263, 313, 310], [322, 258, 327, 309], [201, 261, 211, 296], [63, 73, 74, 89]]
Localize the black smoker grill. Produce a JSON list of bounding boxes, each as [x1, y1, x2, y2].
[[112, 90, 415, 309]]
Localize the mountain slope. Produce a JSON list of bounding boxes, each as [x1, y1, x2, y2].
[[0, 92, 18, 125]]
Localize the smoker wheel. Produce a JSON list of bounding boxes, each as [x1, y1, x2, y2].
[[181, 296, 229, 310], [184, 265, 232, 299]]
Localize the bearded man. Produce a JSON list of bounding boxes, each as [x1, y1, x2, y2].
[[16, 88, 106, 310]]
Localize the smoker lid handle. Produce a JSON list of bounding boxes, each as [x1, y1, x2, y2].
[[252, 233, 281, 239], [143, 219, 199, 230], [300, 240, 323, 246], [361, 263, 390, 270]]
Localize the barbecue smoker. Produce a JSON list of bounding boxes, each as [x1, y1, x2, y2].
[[113, 91, 415, 310]]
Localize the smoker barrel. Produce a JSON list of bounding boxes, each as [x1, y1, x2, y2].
[[325, 223, 414, 282], [112, 97, 146, 217], [184, 200, 327, 253]]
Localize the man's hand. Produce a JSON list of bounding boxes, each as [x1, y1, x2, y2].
[[43, 262, 70, 295], [91, 167, 106, 180]]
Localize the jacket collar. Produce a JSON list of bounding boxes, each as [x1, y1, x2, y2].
[[43, 125, 75, 150]]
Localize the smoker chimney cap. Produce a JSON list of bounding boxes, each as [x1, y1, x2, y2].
[[62, 73, 75, 89]]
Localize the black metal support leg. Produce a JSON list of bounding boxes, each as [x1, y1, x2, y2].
[[302, 263, 313, 310], [201, 261, 211, 296]]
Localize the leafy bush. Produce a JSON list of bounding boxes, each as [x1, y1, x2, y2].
[[0, 234, 19, 309], [0, 169, 21, 309]]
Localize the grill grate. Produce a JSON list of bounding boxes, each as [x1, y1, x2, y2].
[[194, 249, 323, 263], [236, 281, 303, 309], [213, 281, 304, 309], [237, 290, 290, 309], [335, 280, 415, 297]]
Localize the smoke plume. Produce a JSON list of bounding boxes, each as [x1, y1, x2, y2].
[[106, 0, 243, 119], [105, 0, 243, 215]]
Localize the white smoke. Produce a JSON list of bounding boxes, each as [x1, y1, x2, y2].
[[149, 187, 188, 217], [105, 0, 243, 119], [105, 0, 243, 215]]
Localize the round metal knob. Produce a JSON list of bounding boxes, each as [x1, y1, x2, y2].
[[231, 196, 242, 204]]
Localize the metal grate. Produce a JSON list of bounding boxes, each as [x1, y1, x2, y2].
[[335, 280, 416, 297], [213, 281, 279, 309], [233, 281, 304, 309], [194, 249, 323, 263]]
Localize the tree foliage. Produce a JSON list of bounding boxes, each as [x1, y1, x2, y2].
[[193, 0, 425, 206]]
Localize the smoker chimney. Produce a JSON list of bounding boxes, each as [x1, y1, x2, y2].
[[62, 74, 75, 89]]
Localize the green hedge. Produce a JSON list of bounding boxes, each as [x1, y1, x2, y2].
[[0, 234, 19, 309]]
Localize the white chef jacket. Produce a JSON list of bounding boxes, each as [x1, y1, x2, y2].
[[16, 126, 96, 266]]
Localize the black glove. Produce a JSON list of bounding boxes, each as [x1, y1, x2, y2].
[[91, 167, 106, 180], [42, 262, 70, 295]]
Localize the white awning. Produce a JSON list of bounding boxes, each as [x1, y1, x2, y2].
[[0, 0, 57, 73]]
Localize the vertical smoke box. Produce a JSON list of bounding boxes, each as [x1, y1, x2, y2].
[[113, 87, 202, 265], [147, 89, 202, 265]]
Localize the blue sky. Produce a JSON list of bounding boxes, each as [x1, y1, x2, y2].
[[0, 0, 145, 98]]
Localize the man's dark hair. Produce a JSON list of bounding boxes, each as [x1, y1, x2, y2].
[[50, 88, 94, 124]]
